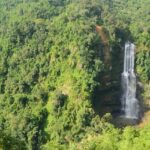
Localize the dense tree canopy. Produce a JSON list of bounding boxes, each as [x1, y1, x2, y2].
[[0, 0, 149, 149]]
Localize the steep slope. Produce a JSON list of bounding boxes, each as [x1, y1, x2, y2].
[[0, 0, 149, 149]]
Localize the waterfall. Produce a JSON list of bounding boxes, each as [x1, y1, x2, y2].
[[121, 42, 139, 119]]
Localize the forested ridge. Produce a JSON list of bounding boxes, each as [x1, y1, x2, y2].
[[0, 0, 150, 149]]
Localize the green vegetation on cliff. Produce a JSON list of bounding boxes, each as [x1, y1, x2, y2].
[[0, 0, 149, 149]]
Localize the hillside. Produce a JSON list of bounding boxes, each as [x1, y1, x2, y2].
[[0, 0, 150, 149]]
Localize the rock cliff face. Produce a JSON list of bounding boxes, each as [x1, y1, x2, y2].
[[93, 26, 123, 116], [94, 26, 149, 124], [96, 25, 111, 67]]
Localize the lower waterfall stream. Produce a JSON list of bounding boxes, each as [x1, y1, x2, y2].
[[121, 42, 139, 119]]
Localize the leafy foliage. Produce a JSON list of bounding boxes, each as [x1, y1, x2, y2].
[[0, 0, 149, 149]]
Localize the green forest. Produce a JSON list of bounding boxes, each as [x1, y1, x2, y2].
[[0, 0, 150, 149]]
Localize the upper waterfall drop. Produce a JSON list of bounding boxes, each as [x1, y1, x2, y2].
[[121, 42, 139, 119]]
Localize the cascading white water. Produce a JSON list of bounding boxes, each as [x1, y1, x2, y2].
[[121, 42, 139, 119]]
